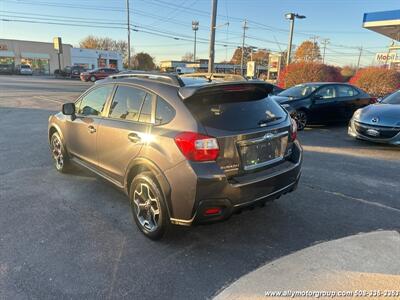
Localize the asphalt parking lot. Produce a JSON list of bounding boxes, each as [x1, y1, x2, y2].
[[1, 76, 399, 299]]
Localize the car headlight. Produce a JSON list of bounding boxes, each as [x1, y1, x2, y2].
[[353, 109, 362, 121]]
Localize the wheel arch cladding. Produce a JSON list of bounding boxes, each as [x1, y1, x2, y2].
[[125, 158, 173, 219]]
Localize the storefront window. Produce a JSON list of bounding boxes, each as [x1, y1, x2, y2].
[[109, 59, 118, 69], [0, 57, 15, 65], [98, 58, 106, 68], [21, 58, 50, 75]]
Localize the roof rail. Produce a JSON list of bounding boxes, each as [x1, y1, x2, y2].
[[180, 72, 247, 82], [107, 71, 185, 87]]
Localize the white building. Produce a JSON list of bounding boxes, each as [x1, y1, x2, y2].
[[71, 48, 123, 70]]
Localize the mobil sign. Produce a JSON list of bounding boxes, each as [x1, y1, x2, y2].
[[375, 52, 397, 63]]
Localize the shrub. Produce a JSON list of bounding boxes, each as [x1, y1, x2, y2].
[[340, 65, 356, 82], [278, 62, 343, 88], [349, 67, 400, 97]]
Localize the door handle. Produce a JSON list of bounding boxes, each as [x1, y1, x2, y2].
[[88, 125, 96, 133], [128, 132, 141, 143]]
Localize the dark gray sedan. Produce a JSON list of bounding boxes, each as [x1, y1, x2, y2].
[[348, 90, 400, 145]]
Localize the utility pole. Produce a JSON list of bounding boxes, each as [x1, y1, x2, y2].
[[240, 19, 248, 76], [126, 0, 131, 69], [192, 21, 199, 62], [310, 35, 319, 61], [320, 38, 329, 63], [208, 0, 218, 73], [285, 13, 306, 65], [356, 46, 363, 70], [286, 16, 295, 65]]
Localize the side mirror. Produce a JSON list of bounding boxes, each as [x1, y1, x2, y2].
[[62, 103, 75, 116]]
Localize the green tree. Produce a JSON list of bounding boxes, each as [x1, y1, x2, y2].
[[294, 40, 321, 62], [131, 52, 156, 71]]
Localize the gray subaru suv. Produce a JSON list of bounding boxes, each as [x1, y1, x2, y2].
[[48, 72, 302, 239]]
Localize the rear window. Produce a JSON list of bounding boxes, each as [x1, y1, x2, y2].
[[185, 86, 287, 131]]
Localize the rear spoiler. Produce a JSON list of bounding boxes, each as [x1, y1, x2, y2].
[[178, 82, 272, 100]]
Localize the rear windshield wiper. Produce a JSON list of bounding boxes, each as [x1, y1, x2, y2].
[[258, 117, 282, 126]]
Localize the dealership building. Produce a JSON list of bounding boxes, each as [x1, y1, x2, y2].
[[363, 9, 400, 68], [0, 39, 123, 74]]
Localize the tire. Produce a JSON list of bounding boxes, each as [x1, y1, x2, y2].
[[129, 172, 169, 240], [50, 132, 72, 173], [295, 110, 308, 131], [90, 75, 96, 82]]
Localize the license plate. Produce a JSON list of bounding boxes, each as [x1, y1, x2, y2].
[[239, 133, 288, 171]]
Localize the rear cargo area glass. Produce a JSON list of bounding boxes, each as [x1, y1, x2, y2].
[[185, 92, 287, 131]]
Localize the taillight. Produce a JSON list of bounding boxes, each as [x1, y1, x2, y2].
[[290, 118, 297, 141], [174, 132, 219, 161], [370, 97, 378, 103], [203, 207, 222, 216]]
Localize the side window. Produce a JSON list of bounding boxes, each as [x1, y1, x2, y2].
[[336, 85, 359, 97], [138, 94, 153, 123], [109, 85, 146, 121], [315, 86, 336, 99], [155, 97, 175, 125], [77, 85, 113, 116]]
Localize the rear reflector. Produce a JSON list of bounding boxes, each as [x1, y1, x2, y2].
[[203, 207, 222, 216], [174, 132, 219, 162]]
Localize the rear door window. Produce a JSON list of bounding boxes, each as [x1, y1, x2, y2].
[[109, 85, 147, 121], [138, 94, 153, 123], [185, 86, 287, 131], [336, 85, 359, 97], [155, 97, 175, 125]]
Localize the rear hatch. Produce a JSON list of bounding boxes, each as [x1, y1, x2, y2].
[[181, 82, 291, 178]]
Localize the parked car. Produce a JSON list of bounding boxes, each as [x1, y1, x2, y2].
[[55, 66, 87, 79], [15, 64, 33, 75], [0, 63, 14, 74], [348, 90, 400, 145], [271, 82, 376, 130], [80, 68, 118, 82], [48, 72, 302, 239]]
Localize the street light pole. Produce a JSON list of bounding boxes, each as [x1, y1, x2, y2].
[[208, 0, 218, 73], [285, 13, 306, 66], [240, 19, 248, 76], [126, 0, 131, 69], [192, 21, 199, 62]]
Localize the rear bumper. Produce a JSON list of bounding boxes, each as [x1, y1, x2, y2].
[[169, 141, 303, 226], [348, 119, 400, 145]]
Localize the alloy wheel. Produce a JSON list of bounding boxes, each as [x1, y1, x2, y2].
[[51, 136, 64, 170], [133, 183, 161, 232], [295, 111, 307, 130]]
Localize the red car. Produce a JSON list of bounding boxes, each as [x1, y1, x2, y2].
[[80, 68, 118, 82]]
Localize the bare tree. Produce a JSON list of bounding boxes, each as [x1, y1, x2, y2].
[[181, 52, 194, 62]]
